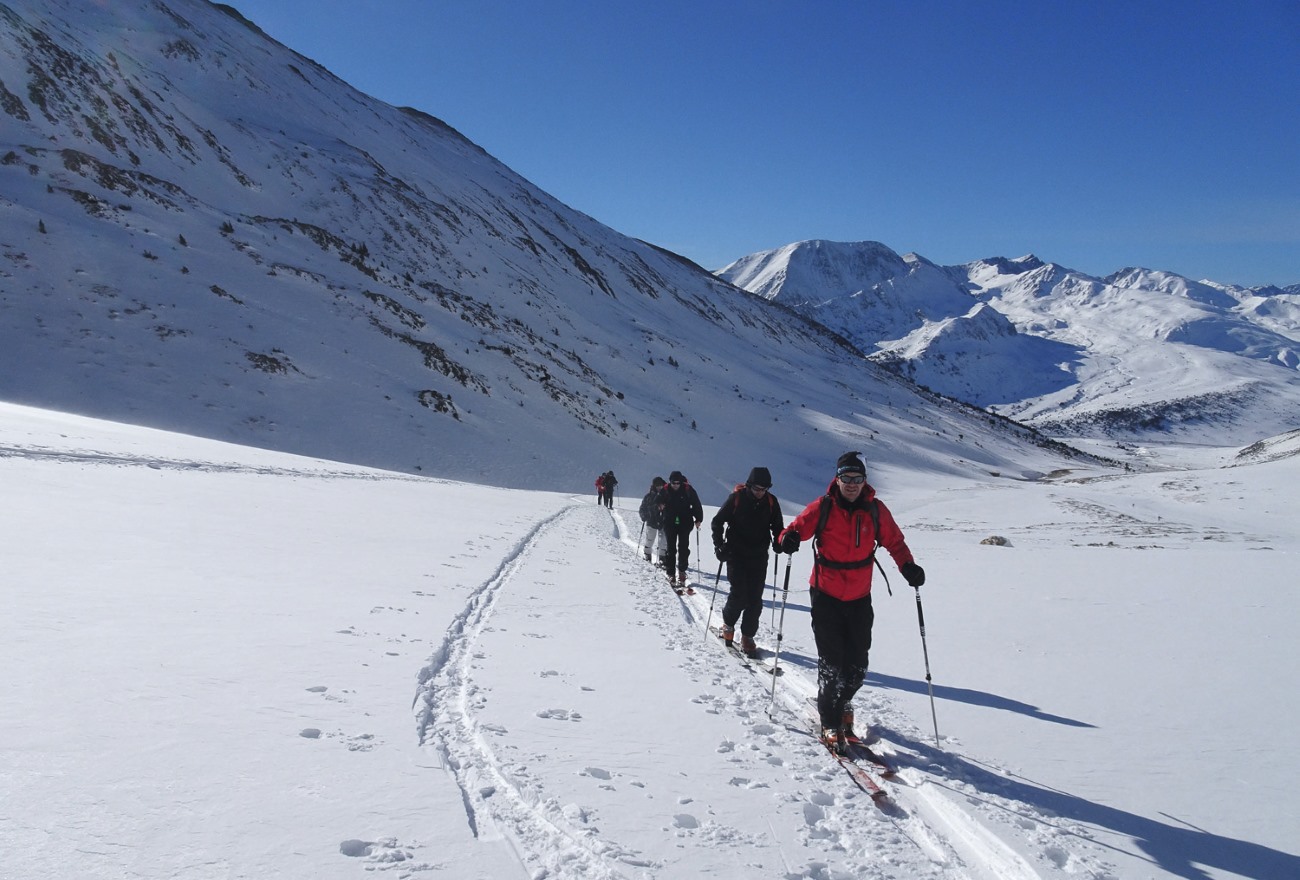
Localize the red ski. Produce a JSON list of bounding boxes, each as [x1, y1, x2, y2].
[[841, 735, 898, 777], [817, 725, 888, 802]]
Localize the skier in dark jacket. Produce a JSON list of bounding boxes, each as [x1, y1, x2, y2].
[[711, 467, 783, 658], [638, 476, 667, 564], [778, 451, 924, 751], [661, 470, 703, 590], [599, 471, 618, 508]]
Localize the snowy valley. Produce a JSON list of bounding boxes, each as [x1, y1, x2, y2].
[[3, 403, 1297, 879], [2, 1, 1299, 878]]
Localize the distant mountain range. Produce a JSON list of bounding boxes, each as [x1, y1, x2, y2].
[[719, 241, 1299, 445]]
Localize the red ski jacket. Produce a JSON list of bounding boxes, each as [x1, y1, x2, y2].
[[781, 480, 914, 601]]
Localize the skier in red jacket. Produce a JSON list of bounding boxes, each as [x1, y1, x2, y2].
[[778, 451, 925, 749]]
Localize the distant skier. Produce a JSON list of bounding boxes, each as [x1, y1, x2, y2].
[[777, 452, 924, 751], [594, 473, 605, 504], [600, 470, 618, 508], [660, 471, 703, 590], [711, 467, 783, 658], [639, 476, 668, 564]]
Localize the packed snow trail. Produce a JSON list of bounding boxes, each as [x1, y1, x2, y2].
[[411, 502, 1123, 878], [625, 507, 1121, 880], [414, 502, 653, 878]]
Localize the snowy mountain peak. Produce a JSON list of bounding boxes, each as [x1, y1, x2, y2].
[[717, 239, 911, 304], [1104, 267, 1241, 309], [723, 241, 1300, 445]]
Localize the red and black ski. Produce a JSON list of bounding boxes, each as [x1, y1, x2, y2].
[[847, 740, 898, 777], [816, 724, 889, 802]]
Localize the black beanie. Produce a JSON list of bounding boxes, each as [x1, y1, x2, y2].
[[651, 476, 665, 488], [835, 451, 866, 476], [669, 470, 686, 483], [746, 467, 772, 488]]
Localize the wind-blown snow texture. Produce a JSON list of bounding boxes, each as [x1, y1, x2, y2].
[[720, 242, 1300, 445], [3, 401, 1298, 879]]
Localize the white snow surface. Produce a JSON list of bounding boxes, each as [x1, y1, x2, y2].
[[4, 401, 1297, 880]]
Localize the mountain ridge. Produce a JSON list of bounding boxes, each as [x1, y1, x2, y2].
[[719, 239, 1299, 445], [0, 0, 1099, 493]]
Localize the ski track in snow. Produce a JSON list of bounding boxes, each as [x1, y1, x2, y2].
[[414, 503, 1117, 879], [414, 502, 650, 879]]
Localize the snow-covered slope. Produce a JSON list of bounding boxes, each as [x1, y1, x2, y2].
[[5, 401, 1299, 880], [0, 0, 1095, 492], [719, 242, 1300, 445]]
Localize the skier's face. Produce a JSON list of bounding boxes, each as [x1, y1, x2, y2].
[[837, 473, 865, 501]]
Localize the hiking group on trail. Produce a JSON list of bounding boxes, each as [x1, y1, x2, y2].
[[625, 451, 927, 752], [594, 470, 617, 509]]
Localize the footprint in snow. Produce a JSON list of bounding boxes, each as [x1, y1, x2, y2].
[[536, 708, 582, 721], [338, 837, 415, 864]]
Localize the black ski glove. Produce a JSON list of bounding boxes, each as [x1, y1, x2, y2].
[[901, 561, 925, 587], [714, 543, 729, 562], [779, 531, 800, 554]]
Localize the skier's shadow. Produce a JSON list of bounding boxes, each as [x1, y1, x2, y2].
[[880, 725, 1300, 880], [701, 572, 813, 616], [869, 671, 1095, 729], [703, 573, 817, 670]]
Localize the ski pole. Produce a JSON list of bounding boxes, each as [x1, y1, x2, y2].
[[703, 561, 724, 640], [913, 584, 941, 747], [766, 554, 793, 717], [769, 552, 779, 632], [695, 525, 701, 582]]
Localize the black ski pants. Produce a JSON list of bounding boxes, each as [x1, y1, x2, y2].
[[810, 589, 874, 729], [722, 554, 769, 637], [663, 522, 693, 580]]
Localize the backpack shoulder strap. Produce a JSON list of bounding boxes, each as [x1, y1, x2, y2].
[[722, 490, 740, 516], [813, 494, 833, 544]]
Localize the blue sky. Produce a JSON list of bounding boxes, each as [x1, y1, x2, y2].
[[228, 0, 1298, 287]]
